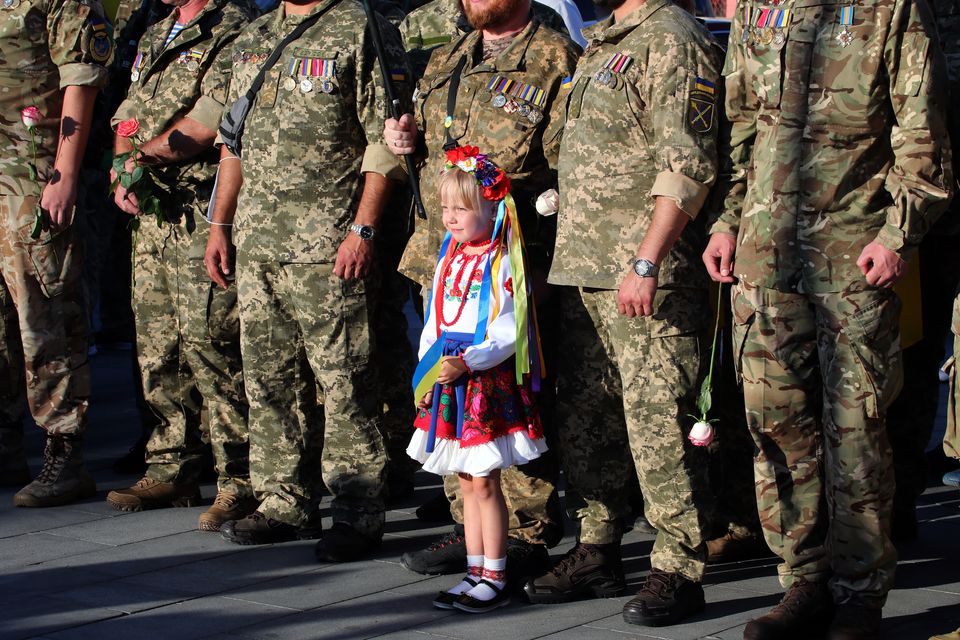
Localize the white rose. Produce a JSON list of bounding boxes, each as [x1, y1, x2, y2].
[[688, 421, 714, 447], [535, 189, 559, 217]]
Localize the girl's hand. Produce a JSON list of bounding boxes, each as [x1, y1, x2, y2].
[[436, 356, 468, 384], [417, 390, 434, 409]]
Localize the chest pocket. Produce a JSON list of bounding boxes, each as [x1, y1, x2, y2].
[[231, 49, 277, 109], [276, 50, 346, 139], [0, 4, 49, 70]]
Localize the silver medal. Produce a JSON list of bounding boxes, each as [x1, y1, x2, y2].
[[527, 109, 543, 124], [595, 68, 612, 86], [299, 78, 313, 93], [3, 0, 20, 9], [320, 80, 334, 94], [283, 77, 297, 91], [186, 60, 199, 72], [518, 103, 531, 117], [130, 70, 140, 82], [491, 93, 507, 108]]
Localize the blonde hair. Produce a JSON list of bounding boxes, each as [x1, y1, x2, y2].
[[439, 168, 495, 220]]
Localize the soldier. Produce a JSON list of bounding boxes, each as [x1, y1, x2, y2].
[[102, 0, 258, 532], [204, 0, 410, 561], [703, 1, 952, 638], [385, 0, 579, 581], [0, 1, 110, 506], [520, 0, 721, 626]]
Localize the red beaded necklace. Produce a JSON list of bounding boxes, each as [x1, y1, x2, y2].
[[435, 241, 493, 332]]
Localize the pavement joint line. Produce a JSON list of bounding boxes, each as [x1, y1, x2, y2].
[[218, 595, 303, 612], [579, 622, 672, 639]]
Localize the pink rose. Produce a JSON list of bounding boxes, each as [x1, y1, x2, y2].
[[21, 106, 41, 129], [116, 118, 140, 138], [688, 421, 714, 447]]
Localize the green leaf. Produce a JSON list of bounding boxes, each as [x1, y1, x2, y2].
[[696, 375, 712, 419], [30, 209, 42, 239], [27, 164, 37, 181], [112, 152, 131, 174], [109, 176, 119, 194], [131, 165, 143, 184], [120, 173, 133, 189]]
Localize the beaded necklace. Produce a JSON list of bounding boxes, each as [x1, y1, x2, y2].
[[435, 240, 494, 333]]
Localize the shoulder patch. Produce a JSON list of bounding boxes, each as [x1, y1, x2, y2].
[[688, 76, 715, 134], [88, 18, 113, 63]]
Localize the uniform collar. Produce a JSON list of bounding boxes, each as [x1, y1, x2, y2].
[[584, 0, 670, 44], [276, 0, 342, 26], [151, 0, 225, 57], [443, 18, 539, 75]]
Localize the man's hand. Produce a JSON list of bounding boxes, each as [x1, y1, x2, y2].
[[703, 232, 737, 283], [417, 389, 434, 410], [333, 232, 373, 280], [110, 167, 141, 215], [436, 356, 468, 384], [204, 226, 235, 289], [384, 113, 417, 156], [618, 271, 658, 317], [857, 241, 906, 288], [40, 173, 77, 228]]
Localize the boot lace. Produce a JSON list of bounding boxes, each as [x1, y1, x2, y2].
[[132, 476, 158, 489], [640, 569, 680, 598], [549, 544, 593, 577], [213, 492, 239, 510], [35, 439, 67, 484], [427, 531, 465, 551], [773, 582, 818, 617]]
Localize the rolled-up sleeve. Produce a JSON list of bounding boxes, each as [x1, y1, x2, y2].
[[49, 0, 111, 89]]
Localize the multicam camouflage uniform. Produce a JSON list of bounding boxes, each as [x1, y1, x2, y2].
[[0, 1, 110, 473], [401, 14, 579, 548], [400, 0, 569, 79], [110, 0, 257, 496], [217, 0, 409, 535], [548, 0, 722, 580], [713, 0, 952, 607]]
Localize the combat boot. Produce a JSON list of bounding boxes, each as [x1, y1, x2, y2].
[[13, 435, 96, 507], [743, 579, 834, 640], [198, 491, 258, 532], [401, 528, 466, 575], [315, 522, 381, 562], [220, 511, 302, 545], [106, 476, 202, 512], [622, 568, 705, 627], [0, 424, 30, 487], [826, 603, 881, 640], [523, 542, 626, 604], [706, 530, 771, 563]]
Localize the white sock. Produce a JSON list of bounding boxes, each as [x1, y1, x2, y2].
[[465, 556, 507, 601], [447, 555, 484, 595]]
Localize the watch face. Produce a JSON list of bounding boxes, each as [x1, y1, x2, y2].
[[359, 226, 374, 240], [633, 259, 655, 277]]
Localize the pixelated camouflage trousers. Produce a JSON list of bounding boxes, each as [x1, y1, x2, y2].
[[0, 194, 89, 435], [133, 220, 249, 495], [237, 259, 386, 537], [554, 287, 710, 581], [732, 281, 901, 607]]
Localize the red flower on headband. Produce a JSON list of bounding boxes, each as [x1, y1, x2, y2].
[[482, 170, 511, 201], [446, 145, 479, 165]]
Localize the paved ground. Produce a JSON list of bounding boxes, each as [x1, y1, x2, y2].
[[1, 345, 959, 640]]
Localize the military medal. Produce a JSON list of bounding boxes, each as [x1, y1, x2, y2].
[[2, 0, 20, 9], [596, 52, 632, 87], [595, 68, 612, 86], [130, 52, 145, 82], [771, 7, 790, 48], [299, 78, 313, 93], [186, 60, 199, 72], [491, 93, 507, 108], [320, 80, 334, 94], [503, 100, 519, 114], [289, 57, 335, 96], [836, 5, 855, 47], [527, 109, 543, 124], [283, 77, 297, 91], [518, 103, 530, 117], [741, 4, 751, 44]]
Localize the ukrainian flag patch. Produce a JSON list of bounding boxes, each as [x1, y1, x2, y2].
[[688, 76, 716, 133]]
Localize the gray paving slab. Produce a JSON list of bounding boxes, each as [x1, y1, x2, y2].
[[0, 563, 118, 603], [40, 506, 206, 546], [0, 532, 113, 571], [0, 506, 110, 540], [53, 579, 197, 615], [42, 596, 298, 640], [3, 594, 125, 640]]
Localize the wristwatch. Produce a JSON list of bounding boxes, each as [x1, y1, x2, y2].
[[349, 223, 376, 241], [630, 257, 659, 278]]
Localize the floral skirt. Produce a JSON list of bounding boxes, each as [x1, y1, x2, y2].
[[407, 360, 547, 477]]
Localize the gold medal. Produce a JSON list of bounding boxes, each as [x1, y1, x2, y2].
[[283, 77, 297, 91], [186, 60, 199, 72], [758, 28, 773, 46]]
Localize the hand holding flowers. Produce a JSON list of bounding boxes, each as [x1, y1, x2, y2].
[[21, 107, 46, 239], [110, 118, 164, 231], [688, 282, 724, 447]]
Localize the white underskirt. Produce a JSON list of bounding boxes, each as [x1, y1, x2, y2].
[[407, 429, 548, 477]]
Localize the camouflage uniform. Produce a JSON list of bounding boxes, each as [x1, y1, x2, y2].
[[548, 0, 722, 580], [218, 0, 409, 535], [401, 15, 578, 548], [399, 0, 569, 80], [111, 0, 257, 495], [714, 0, 952, 607], [946, 289, 960, 459], [0, 2, 110, 467]]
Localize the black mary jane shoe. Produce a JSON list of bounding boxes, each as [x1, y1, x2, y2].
[[452, 580, 510, 613], [433, 577, 477, 610]]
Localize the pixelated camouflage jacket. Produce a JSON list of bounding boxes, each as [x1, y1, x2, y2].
[[548, 0, 723, 291], [216, 0, 410, 263], [113, 0, 258, 206], [397, 18, 579, 289], [711, 0, 953, 294], [400, 0, 569, 80], [0, 0, 111, 195]]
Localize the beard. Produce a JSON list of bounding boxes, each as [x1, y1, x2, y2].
[[459, 0, 528, 31], [593, 0, 626, 10]]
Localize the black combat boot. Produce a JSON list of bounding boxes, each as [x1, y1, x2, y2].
[[401, 528, 466, 575], [827, 603, 882, 640], [0, 424, 30, 487], [315, 522, 381, 562], [524, 542, 626, 604], [220, 511, 301, 545], [743, 579, 834, 640], [622, 568, 705, 627], [13, 435, 96, 507]]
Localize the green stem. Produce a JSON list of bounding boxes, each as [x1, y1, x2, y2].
[[706, 281, 723, 391]]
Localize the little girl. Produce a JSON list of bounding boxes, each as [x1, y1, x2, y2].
[[408, 146, 547, 614]]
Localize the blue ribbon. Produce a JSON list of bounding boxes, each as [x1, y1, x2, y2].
[[424, 332, 475, 453]]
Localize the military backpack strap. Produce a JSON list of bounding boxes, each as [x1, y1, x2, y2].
[[219, 0, 343, 156], [442, 55, 468, 151]]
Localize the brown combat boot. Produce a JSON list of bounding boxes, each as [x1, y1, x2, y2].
[[523, 542, 626, 604], [198, 491, 258, 532], [13, 436, 96, 507], [0, 424, 30, 487], [827, 603, 882, 640], [106, 476, 201, 512], [622, 568, 705, 627], [706, 530, 771, 563], [743, 580, 834, 640]]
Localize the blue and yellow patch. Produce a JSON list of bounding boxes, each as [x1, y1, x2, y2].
[[89, 17, 113, 63], [688, 76, 716, 134]]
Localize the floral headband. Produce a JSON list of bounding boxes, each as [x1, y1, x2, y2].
[[444, 145, 511, 201]]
